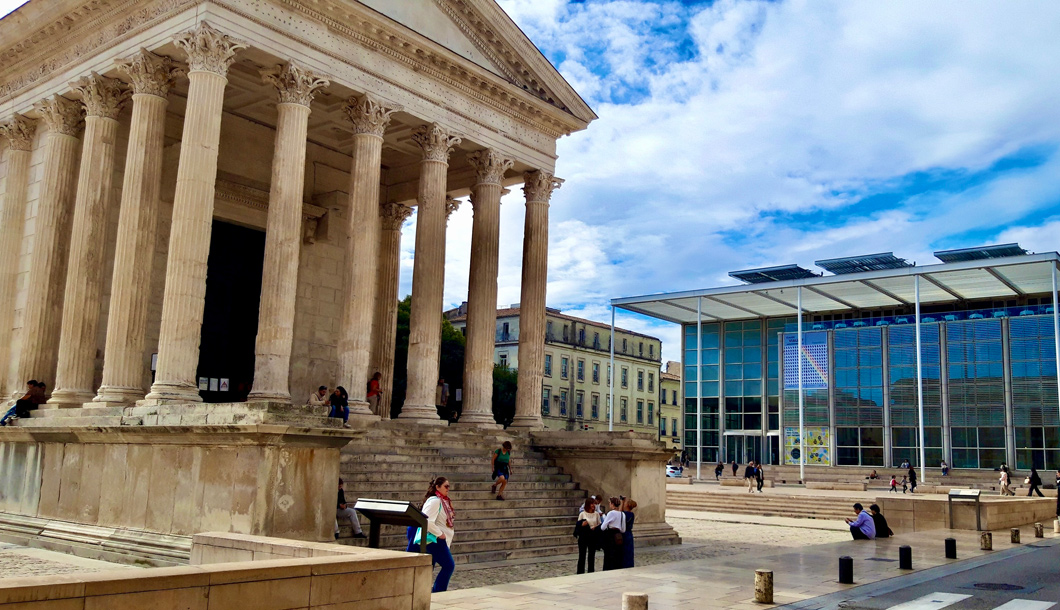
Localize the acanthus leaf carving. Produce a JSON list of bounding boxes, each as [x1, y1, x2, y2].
[[412, 123, 462, 163], [0, 114, 37, 151], [35, 95, 84, 137], [71, 72, 129, 119], [343, 94, 399, 137], [444, 195, 461, 220], [523, 170, 563, 203], [117, 48, 184, 98], [262, 62, 330, 107], [466, 148, 514, 186], [173, 21, 247, 76], [380, 201, 413, 230]]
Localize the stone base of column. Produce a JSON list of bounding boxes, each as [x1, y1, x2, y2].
[[44, 390, 95, 409], [92, 386, 145, 407], [348, 399, 377, 418], [142, 382, 203, 405], [397, 403, 448, 425], [509, 414, 544, 429], [455, 412, 500, 428], [246, 391, 292, 403]]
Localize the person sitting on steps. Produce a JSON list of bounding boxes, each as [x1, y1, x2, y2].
[[334, 478, 366, 540]]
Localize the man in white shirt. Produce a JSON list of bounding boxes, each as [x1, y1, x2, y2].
[[308, 385, 328, 408]]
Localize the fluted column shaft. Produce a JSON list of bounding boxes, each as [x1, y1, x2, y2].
[[145, 23, 245, 404], [49, 75, 127, 408], [12, 96, 82, 399], [249, 63, 328, 403], [369, 202, 411, 419], [460, 150, 512, 426], [337, 96, 394, 414], [0, 117, 36, 396], [400, 124, 460, 422], [512, 171, 562, 428], [95, 51, 181, 405]]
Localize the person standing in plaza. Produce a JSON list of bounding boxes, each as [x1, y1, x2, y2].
[[1026, 467, 1044, 497], [408, 476, 456, 593], [907, 465, 917, 493], [366, 372, 382, 415], [755, 462, 765, 493], [744, 461, 756, 493], [621, 498, 637, 568], [334, 478, 366, 540], [490, 440, 513, 500], [575, 496, 601, 574], [714, 461, 723, 480], [844, 503, 876, 540], [600, 497, 625, 570], [731, 459, 738, 477]]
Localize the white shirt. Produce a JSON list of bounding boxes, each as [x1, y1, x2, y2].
[[600, 509, 625, 533], [308, 392, 326, 407], [422, 496, 455, 547], [577, 511, 601, 528]]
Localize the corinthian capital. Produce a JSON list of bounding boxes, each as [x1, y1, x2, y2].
[[344, 95, 398, 137], [262, 62, 330, 107], [0, 115, 37, 151], [174, 22, 247, 76], [444, 195, 461, 220], [523, 171, 563, 203], [467, 149, 514, 186], [35, 95, 83, 136], [117, 49, 184, 98], [412, 123, 461, 163], [71, 73, 129, 119], [380, 201, 413, 230]]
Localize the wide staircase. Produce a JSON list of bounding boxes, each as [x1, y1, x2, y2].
[[335, 422, 584, 564], [667, 488, 859, 521], [766, 465, 1052, 494]]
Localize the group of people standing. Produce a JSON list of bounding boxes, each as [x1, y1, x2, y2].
[[575, 494, 637, 573], [710, 460, 767, 493]]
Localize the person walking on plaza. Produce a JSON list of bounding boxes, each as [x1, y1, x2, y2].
[[308, 385, 328, 408], [999, 467, 1015, 496], [366, 372, 382, 415], [869, 504, 893, 538], [744, 461, 756, 493], [900, 475, 908, 493], [407, 476, 456, 593], [844, 503, 876, 540], [755, 462, 765, 493], [334, 478, 366, 540], [907, 465, 917, 493], [600, 497, 626, 571], [1026, 467, 1044, 497], [714, 461, 723, 480], [490, 441, 513, 500], [575, 496, 601, 574], [889, 475, 898, 493], [731, 460, 738, 477], [621, 498, 637, 568], [328, 386, 350, 428]]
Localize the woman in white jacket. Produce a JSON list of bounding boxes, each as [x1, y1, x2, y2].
[[406, 476, 456, 592]]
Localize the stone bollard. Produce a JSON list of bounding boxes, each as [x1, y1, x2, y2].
[[1010, 528, 1020, 544], [944, 538, 957, 559], [899, 545, 912, 569], [622, 592, 648, 610], [1034, 523, 1044, 538], [838, 556, 853, 584], [980, 532, 992, 550], [754, 569, 773, 603]]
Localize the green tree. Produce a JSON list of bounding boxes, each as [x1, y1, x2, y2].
[[389, 296, 467, 419], [492, 364, 518, 426]]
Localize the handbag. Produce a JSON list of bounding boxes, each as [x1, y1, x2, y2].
[[612, 530, 624, 546], [1024, 477, 1031, 485]]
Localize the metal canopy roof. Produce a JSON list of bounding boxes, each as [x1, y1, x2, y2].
[[729, 264, 820, 284], [815, 252, 912, 275], [612, 253, 1060, 325], [935, 243, 1028, 263]]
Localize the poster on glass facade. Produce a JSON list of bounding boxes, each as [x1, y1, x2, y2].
[[784, 426, 830, 465], [783, 331, 828, 390]]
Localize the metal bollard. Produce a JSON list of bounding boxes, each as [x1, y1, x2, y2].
[[839, 556, 854, 584], [944, 538, 957, 559], [754, 569, 773, 603], [980, 532, 992, 550], [1011, 528, 1020, 544], [1034, 523, 1043, 538], [898, 545, 912, 569], [622, 592, 648, 610]]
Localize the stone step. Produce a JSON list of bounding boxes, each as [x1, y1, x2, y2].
[[341, 451, 554, 464], [346, 492, 584, 506], [340, 476, 575, 488], [340, 463, 564, 475], [339, 523, 575, 545], [342, 446, 551, 461]]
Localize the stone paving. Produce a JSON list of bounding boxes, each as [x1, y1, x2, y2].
[[0, 543, 133, 577]]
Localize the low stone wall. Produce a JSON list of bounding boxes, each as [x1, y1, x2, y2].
[[0, 538, 431, 609], [719, 478, 774, 488], [806, 481, 866, 491], [191, 531, 383, 564], [878, 494, 1057, 532]]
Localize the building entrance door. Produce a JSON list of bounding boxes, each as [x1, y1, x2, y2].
[[196, 220, 265, 403], [725, 434, 763, 465]]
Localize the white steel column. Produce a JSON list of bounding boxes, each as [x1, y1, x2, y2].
[[609, 306, 615, 431], [915, 275, 926, 483], [797, 286, 804, 481], [696, 296, 703, 480], [1053, 265, 1059, 433]]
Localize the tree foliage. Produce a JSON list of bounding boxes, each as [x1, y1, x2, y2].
[[492, 364, 519, 426], [390, 296, 466, 418]]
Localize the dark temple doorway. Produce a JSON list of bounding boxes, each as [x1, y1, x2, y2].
[[197, 220, 265, 403]]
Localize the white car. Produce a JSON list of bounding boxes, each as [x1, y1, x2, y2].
[[665, 464, 683, 478]]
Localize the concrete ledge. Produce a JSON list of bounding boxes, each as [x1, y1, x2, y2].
[[720, 478, 775, 488], [878, 494, 1057, 531], [806, 481, 867, 491]]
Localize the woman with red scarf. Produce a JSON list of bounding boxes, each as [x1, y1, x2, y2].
[[407, 476, 456, 592]]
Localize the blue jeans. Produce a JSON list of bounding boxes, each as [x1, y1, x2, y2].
[[406, 536, 454, 593], [0, 405, 17, 426], [328, 405, 349, 423]]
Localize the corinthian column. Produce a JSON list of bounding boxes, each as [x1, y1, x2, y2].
[[399, 124, 460, 422], [48, 74, 129, 408], [337, 95, 395, 415], [144, 22, 246, 404], [12, 96, 82, 399], [459, 150, 513, 427], [0, 115, 36, 396], [512, 171, 562, 428], [369, 201, 412, 418], [94, 50, 182, 406], [247, 63, 329, 403]]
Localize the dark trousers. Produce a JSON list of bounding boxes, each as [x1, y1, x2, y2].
[[602, 532, 623, 571], [1028, 484, 1043, 497], [850, 526, 870, 540], [756, 478, 764, 492], [576, 533, 596, 574]]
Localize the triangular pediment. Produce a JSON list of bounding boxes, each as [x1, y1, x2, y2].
[[357, 0, 596, 126]]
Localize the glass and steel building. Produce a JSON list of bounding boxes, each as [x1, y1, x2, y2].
[[611, 246, 1060, 471]]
